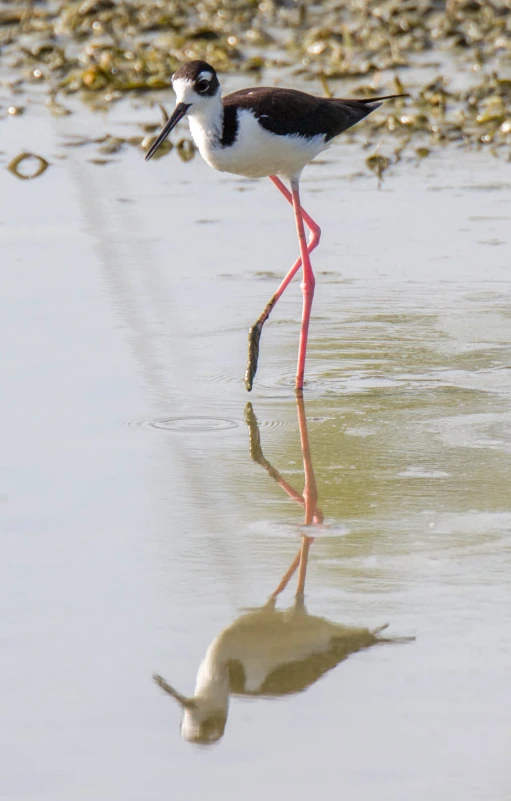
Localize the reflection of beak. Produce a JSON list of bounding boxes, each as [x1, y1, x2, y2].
[[153, 673, 196, 709], [144, 102, 191, 161]]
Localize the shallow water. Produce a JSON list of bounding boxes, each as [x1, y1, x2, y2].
[[1, 102, 511, 800]]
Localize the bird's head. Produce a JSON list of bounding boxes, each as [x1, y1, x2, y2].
[[145, 61, 219, 161], [153, 673, 227, 745]]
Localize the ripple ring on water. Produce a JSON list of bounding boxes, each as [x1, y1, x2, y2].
[[150, 416, 238, 432]]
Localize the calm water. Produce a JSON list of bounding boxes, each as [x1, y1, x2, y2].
[[1, 101, 511, 800]]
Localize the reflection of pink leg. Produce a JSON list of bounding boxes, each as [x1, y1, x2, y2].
[[245, 400, 323, 523], [296, 391, 319, 525], [291, 180, 316, 391], [244, 175, 321, 391], [271, 550, 301, 599], [296, 536, 313, 596], [245, 395, 322, 601], [271, 533, 313, 600]]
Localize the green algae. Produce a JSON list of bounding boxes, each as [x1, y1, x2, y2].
[[2, 0, 511, 171]]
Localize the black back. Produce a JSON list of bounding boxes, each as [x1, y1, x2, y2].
[[227, 627, 382, 697], [222, 87, 392, 146], [171, 61, 403, 148]]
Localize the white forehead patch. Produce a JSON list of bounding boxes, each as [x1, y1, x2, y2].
[[198, 70, 213, 81], [172, 77, 193, 102]]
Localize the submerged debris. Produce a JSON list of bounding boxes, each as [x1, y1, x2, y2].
[[366, 153, 390, 187], [176, 138, 195, 162], [7, 152, 50, 179], [142, 134, 172, 158]]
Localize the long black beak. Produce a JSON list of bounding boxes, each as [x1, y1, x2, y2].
[[153, 674, 197, 710], [145, 102, 191, 161]]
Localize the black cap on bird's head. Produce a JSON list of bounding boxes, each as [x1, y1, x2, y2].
[[172, 60, 220, 97], [145, 61, 219, 161]]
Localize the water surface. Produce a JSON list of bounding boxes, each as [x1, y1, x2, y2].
[[1, 102, 511, 801]]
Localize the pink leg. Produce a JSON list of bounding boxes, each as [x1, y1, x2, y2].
[[296, 535, 313, 596], [296, 391, 318, 525], [291, 180, 316, 391], [244, 175, 321, 391], [270, 176, 320, 241]]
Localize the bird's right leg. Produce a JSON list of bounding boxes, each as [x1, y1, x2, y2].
[[244, 175, 321, 391]]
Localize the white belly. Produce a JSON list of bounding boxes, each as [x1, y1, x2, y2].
[[189, 109, 328, 181]]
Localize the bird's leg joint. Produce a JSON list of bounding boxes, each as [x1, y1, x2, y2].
[[300, 273, 316, 297], [308, 225, 321, 250]]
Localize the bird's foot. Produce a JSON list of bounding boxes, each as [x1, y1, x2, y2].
[[244, 322, 262, 391], [244, 402, 263, 461], [244, 295, 278, 390]]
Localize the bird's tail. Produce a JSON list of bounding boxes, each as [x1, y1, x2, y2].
[[354, 93, 409, 104], [330, 94, 409, 129], [372, 623, 415, 644]]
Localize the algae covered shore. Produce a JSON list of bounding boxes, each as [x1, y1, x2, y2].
[[2, 0, 511, 174]]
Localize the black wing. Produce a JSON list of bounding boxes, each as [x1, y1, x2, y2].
[[222, 87, 401, 146]]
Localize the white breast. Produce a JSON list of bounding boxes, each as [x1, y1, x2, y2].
[[189, 108, 328, 181]]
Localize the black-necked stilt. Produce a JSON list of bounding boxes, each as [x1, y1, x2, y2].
[[153, 393, 413, 744], [152, 396, 409, 744], [145, 60, 405, 392], [153, 392, 413, 744], [153, 604, 391, 744]]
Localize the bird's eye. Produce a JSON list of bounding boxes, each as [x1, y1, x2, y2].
[[196, 79, 209, 93]]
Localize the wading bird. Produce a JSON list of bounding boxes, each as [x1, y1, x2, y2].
[[153, 396, 407, 744], [146, 61, 404, 391]]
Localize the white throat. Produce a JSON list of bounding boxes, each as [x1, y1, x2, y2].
[[193, 638, 230, 707], [172, 77, 223, 151], [179, 638, 230, 742]]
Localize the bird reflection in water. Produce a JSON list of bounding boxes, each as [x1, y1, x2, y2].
[[154, 394, 406, 745]]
